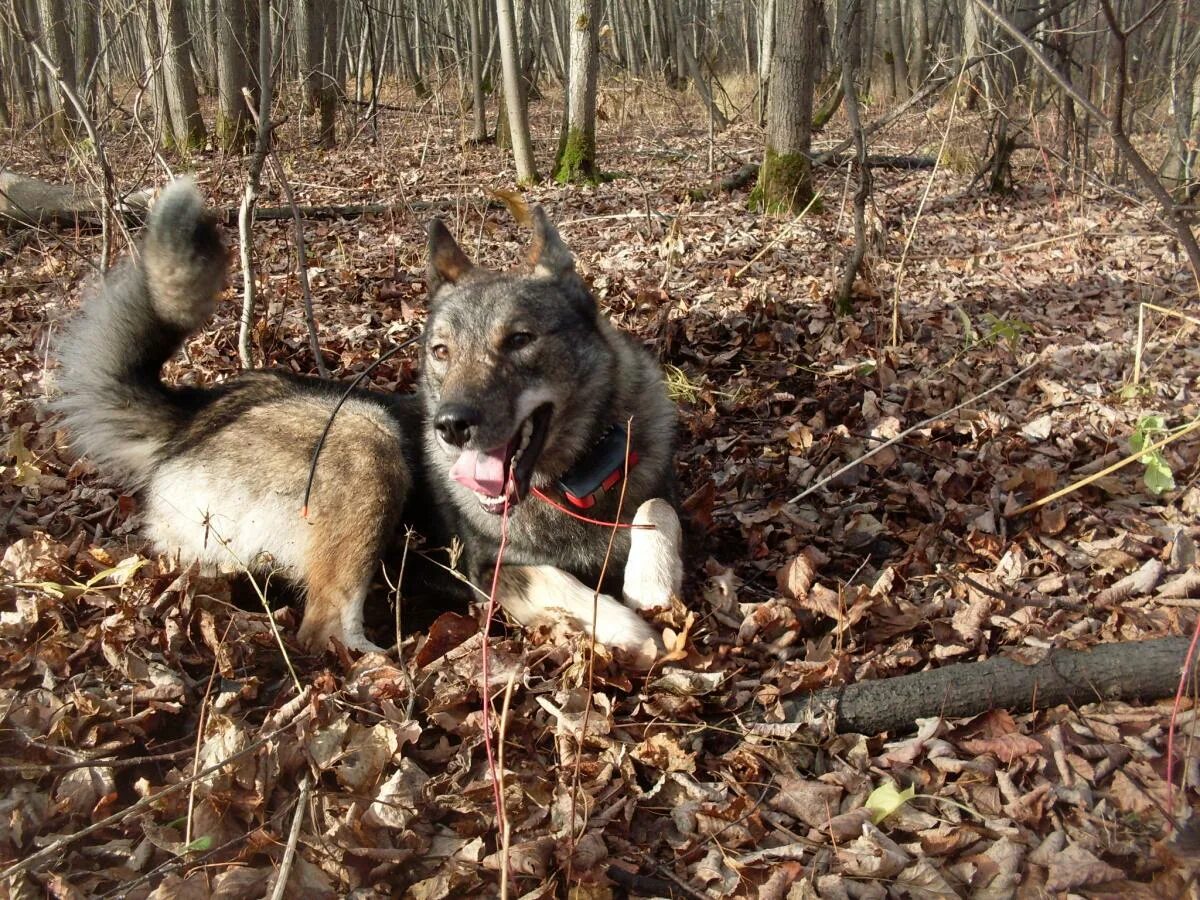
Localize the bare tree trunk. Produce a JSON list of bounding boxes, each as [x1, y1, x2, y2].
[[138, 1, 171, 146], [35, 0, 79, 139], [496, 0, 538, 183], [515, 0, 537, 97], [468, 0, 489, 142], [1163, 0, 1200, 194], [296, 0, 338, 147], [395, 1, 428, 97], [753, 0, 772, 124], [216, 0, 257, 151], [73, 0, 99, 118], [752, 0, 819, 212], [908, 0, 927, 91], [155, 0, 206, 151], [556, 0, 600, 182], [836, 0, 871, 313], [237, 0, 273, 369], [669, 0, 728, 129], [886, 0, 908, 97]]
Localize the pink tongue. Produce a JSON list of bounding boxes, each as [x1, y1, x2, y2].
[[450, 447, 508, 496]]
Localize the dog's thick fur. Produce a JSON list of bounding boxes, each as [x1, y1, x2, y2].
[[57, 179, 680, 661]]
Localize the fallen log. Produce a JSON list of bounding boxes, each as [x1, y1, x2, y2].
[[0, 171, 494, 231], [0, 170, 150, 228], [215, 199, 476, 225], [785, 636, 1189, 735]]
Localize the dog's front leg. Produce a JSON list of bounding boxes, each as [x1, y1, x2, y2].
[[622, 499, 683, 612], [496, 566, 660, 667]]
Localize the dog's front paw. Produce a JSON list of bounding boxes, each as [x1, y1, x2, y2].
[[623, 499, 683, 612], [591, 600, 661, 668]]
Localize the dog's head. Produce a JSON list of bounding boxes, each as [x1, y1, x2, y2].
[[420, 209, 614, 514]]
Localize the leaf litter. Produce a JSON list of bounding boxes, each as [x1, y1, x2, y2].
[[0, 87, 1198, 897]]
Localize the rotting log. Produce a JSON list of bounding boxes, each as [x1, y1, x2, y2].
[[0, 170, 149, 228], [0, 171, 503, 231], [785, 636, 1190, 735]]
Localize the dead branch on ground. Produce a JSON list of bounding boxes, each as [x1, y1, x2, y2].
[[785, 636, 1190, 735]]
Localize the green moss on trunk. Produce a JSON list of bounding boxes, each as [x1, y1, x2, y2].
[[215, 113, 253, 152], [750, 147, 813, 213], [554, 126, 598, 184]]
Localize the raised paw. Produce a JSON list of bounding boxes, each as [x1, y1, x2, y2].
[[623, 499, 683, 612]]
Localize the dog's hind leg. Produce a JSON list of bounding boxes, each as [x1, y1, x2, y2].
[[622, 499, 683, 613], [496, 566, 661, 667], [296, 411, 410, 655], [299, 506, 394, 654]]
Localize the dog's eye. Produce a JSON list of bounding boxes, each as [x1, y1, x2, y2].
[[431, 344, 450, 362], [505, 332, 535, 351]]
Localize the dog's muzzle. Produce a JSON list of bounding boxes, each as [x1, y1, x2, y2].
[[444, 403, 554, 514]]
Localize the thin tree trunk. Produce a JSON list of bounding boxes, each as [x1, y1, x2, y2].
[[216, 0, 257, 151], [753, 0, 819, 212], [237, 0, 273, 369], [35, 0, 79, 139], [836, 0, 871, 313], [138, 1, 171, 146], [887, 0, 908, 97], [496, 0, 538, 183], [155, 0, 206, 150], [74, 0, 99, 118], [908, 0, 927, 91], [468, 0, 489, 142], [556, 0, 600, 181], [395, 1, 428, 97]]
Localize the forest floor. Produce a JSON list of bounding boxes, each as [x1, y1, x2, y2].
[[1, 83, 1199, 898]]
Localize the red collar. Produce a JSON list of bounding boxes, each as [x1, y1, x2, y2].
[[555, 424, 639, 509]]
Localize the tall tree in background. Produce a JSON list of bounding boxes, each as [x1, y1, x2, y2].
[[138, 2, 171, 145], [34, 0, 77, 139], [467, 0, 488, 143], [395, 5, 427, 98], [758, 0, 776, 123], [497, 0, 538, 183], [154, 0, 206, 150], [1164, 0, 1200, 194], [74, 0, 99, 118], [556, 0, 600, 182], [296, 0, 338, 147], [752, 0, 820, 211], [215, 0, 257, 151]]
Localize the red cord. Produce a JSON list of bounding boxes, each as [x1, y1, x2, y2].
[[1165, 613, 1200, 824], [531, 487, 653, 528]]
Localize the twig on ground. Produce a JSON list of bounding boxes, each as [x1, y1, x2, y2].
[[0, 688, 313, 882], [186, 619, 230, 849], [790, 357, 1042, 505], [1009, 415, 1200, 516], [269, 773, 312, 900], [497, 668, 519, 900]]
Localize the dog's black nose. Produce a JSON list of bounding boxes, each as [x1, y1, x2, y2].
[[434, 403, 482, 447]]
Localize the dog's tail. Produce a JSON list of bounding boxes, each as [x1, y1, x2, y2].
[[56, 177, 226, 486]]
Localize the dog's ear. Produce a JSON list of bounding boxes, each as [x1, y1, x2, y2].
[[529, 207, 575, 279], [427, 219, 473, 293]]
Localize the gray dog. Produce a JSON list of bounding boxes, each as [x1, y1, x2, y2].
[[57, 179, 682, 663]]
